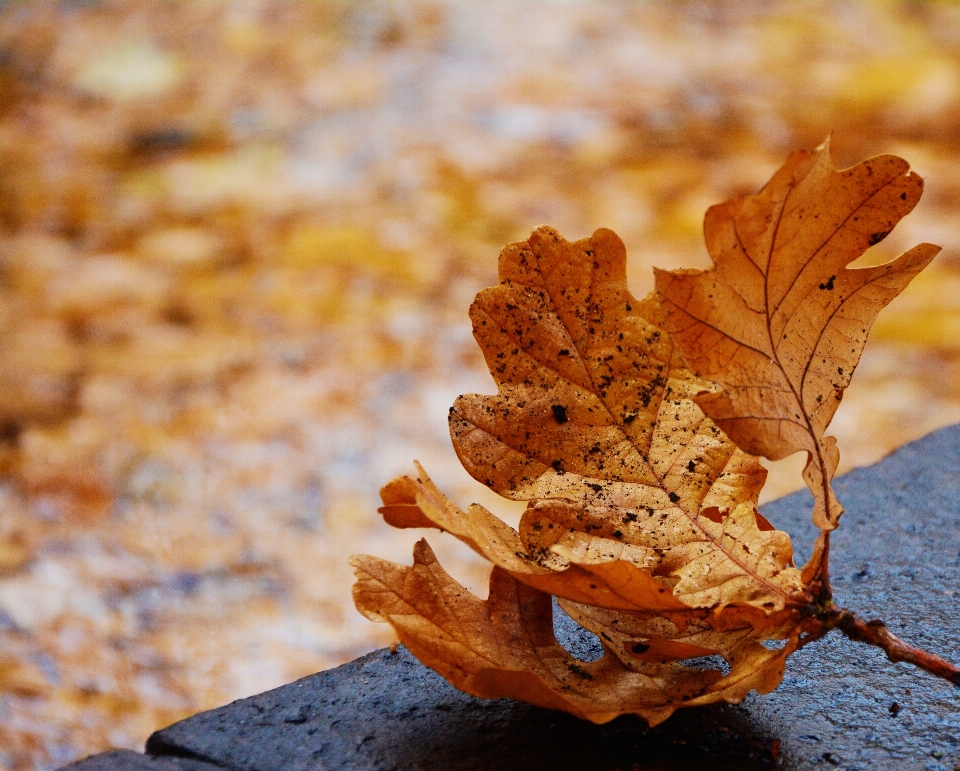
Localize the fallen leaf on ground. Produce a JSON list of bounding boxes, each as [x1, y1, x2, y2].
[[354, 226, 808, 722], [352, 539, 795, 726], [352, 143, 955, 723]]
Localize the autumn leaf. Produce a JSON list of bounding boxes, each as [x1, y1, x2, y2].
[[449, 227, 803, 616], [352, 226, 809, 722], [352, 145, 959, 726], [654, 140, 939, 548], [377, 463, 801, 622], [351, 539, 795, 726], [376, 227, 807, 628]]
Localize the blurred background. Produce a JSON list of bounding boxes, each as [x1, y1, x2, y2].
[[2, 1, 960, 767]]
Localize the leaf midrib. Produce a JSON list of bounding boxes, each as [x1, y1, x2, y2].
[[489, 251, 795, 602]]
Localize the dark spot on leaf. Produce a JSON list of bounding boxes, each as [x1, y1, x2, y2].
[[567, 663, 593, 680], [551, 404, 568, 424]]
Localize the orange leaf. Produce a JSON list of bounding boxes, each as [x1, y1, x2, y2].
[[354, 226, 809, 720], [351, 540, 795, 726], [655, 141, 939, 545], [352, 144, 948, 721]]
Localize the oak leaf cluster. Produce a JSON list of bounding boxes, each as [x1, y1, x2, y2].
[[350, 142, 957, 724]]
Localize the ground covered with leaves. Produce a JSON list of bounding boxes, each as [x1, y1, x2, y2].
[[2, 1, 960, 768]]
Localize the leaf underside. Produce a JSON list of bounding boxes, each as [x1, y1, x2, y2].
[[351, 540, 795, 727]]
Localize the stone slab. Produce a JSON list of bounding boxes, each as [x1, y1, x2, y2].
[[63, 750, 224, 771], [61, 425, 960, 771]]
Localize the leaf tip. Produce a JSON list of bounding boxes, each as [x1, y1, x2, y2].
[[589, 226, 626, 255], [412, 537, 437, 563]]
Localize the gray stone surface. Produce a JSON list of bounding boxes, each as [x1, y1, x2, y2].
[[60, 425, 960, 771], [62, 750, 223, 771]]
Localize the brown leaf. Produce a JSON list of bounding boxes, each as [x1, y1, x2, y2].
[[354, 226, 809, 720], [351, 540, 795, 726], [451, 226, 752, 508], [353, 145, 944, 722], [655, 141, 939, 544], [459, 228, 800, 607], [377, 227, 805, 621], [559, 598, 794, 671], [380, 467, 694, 614]]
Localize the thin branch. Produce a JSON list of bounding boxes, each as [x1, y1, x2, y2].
[[825, 607, 960, 686]]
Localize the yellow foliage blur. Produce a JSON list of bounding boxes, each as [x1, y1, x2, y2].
[[2, 2, 960, 768]]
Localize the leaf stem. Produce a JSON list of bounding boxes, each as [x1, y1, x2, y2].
[[814, 606, 960, 686]]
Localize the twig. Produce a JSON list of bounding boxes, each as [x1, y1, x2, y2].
[[816, 606, 960, 686]]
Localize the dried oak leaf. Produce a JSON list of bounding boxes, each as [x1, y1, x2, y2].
[[352, 226, 808, 723], [353, 539, 795, 726], [655, 141, 939, 550]]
